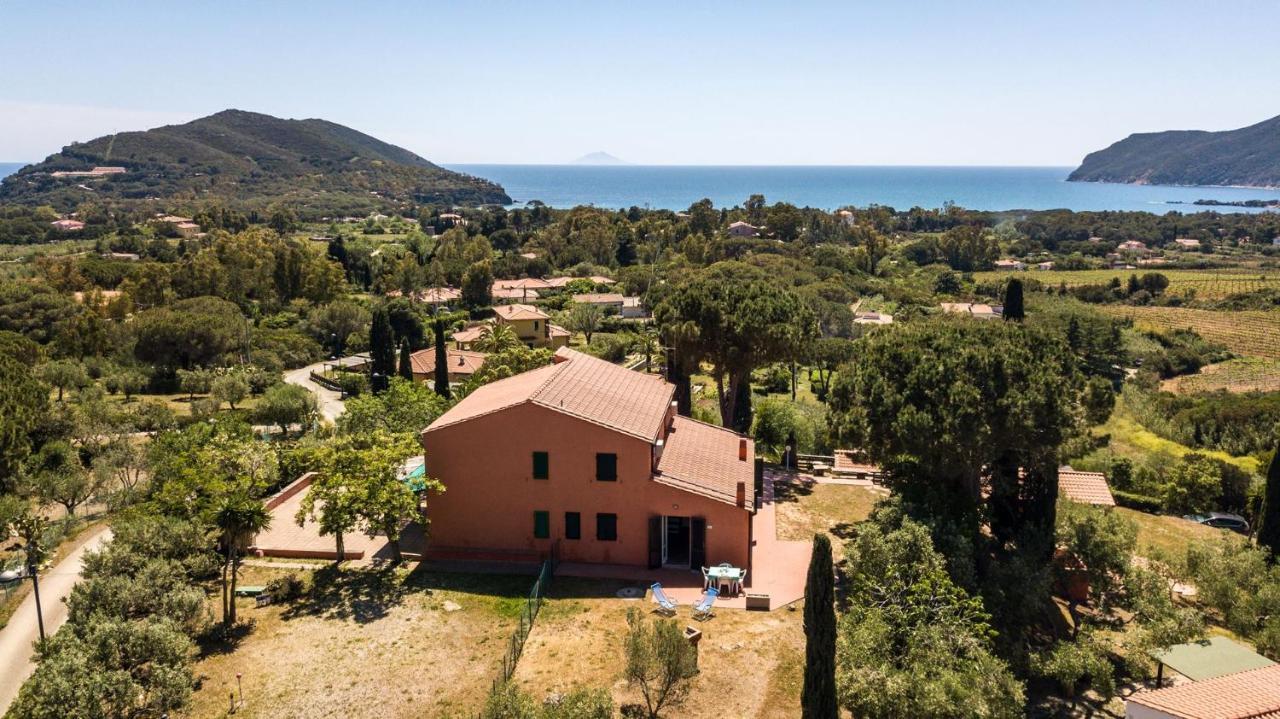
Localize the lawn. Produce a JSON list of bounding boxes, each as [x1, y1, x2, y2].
[[512, 576, 805, 718], [1116, 507, 1226, 560], [774, 481, 882, 542], [182, 564, 537, 719]]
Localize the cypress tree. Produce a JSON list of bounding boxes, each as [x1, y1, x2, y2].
[[433, 317, 451, 399], [370, 307, 395, 380], [1258, 444, 1280, 560], [398, 337, 414, 382], [802, 533, 838, 719], [1003, 278, 1025, 322]]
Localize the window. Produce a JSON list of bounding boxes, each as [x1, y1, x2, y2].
[[596, 453, 618, 482], [565, 512, 581, 540], [533, 320, 540, 330], [596, 513, 617, 541], [533, 511, 550, 539], [532, 451, 549, 480]]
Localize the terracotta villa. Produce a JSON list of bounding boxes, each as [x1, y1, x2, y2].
[[420, 347, 757, 571]]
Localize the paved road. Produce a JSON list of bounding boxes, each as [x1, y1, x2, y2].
[[284, 361, 346, 423], [0, 526, 113, 714]]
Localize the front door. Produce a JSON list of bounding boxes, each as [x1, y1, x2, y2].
[[662, 516, 690, 568]]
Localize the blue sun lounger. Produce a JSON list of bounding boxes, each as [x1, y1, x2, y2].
[[693, 587, 718, 621], [650, 582, 678, 615]]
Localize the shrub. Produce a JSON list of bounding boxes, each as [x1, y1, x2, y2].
[[265, 573, 304, 602], [1112, 490, 1163, 513]]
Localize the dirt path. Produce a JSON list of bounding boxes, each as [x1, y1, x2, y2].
[[0, 525, 113, 713]]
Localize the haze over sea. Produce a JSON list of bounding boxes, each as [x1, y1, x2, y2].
[[448, 165, 1279, 213], [4, 162, 1277, 214]]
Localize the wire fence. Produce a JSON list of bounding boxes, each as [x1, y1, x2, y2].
[[476, 556, 555, 717]]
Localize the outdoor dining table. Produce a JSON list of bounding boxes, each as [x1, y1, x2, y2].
[[706, 566, 744, 596]]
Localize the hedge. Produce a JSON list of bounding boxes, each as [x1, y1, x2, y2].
[[1112, 490, 1163, 513]]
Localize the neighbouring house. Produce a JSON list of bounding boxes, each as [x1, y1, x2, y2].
[[1125, 663, 1280, 719], [106, 252, 140, 261], [1272, 237, 1280, 246], [1118, 240, 1149, 253], [544, 275, 616, 289], [493, 304, 570, 349], [438, 212, 467, 227], [420, 347, 756, 569], [408, 347, 486, 384], [621, 296, 647, 319], [573, 293, 625, 313], [1035, 261, 1055, 270], [727, 221, 759, 237], [174, 221, 202, 238], [493, 278, 550, 302], [852, 310, 893, 325], [1138, 258, 1170, 267], [520, 252, 539, 260], [392, 286, 462, 306], [940, 302, 1002, 320], [451, 324, 488, 350], [50, 219, 85, 232], [1058, 467, 1115, 506], [1173, 238, 1202, 249], [993, 259, 1026, 271]]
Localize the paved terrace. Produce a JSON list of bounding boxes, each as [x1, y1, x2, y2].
[[558, 469, 811, 610]]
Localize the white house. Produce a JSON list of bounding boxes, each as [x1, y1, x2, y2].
[[727, 221, 759, 237], [993, 259, 1026, 271]]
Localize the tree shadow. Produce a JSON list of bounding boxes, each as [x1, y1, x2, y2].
[[280, 564, 407, 624], [770, 473, 816, 504], [195, 619, 257, 659]]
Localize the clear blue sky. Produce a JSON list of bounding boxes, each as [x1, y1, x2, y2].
[[1, 0, 1276, 165]]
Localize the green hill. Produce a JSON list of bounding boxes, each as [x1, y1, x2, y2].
[[1068, 114, 1280, 188], [0, 109, 510, 213]]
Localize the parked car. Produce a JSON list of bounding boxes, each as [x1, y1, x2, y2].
[[1183, 512, 1250, 534], [0, 564, 29, 583]]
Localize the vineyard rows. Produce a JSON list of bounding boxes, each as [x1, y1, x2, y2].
[[976, 269, 1280, 300], [1097, 306, 1280, 360]]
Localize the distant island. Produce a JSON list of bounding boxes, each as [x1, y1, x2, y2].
[[571, 151, 627, 165], [0, 109, 511, 213], [1068, 113, 1280, 188]]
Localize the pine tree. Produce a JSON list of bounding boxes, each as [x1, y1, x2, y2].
[[1004, 277, 1025, 322], [1258, 443, 1280, 560], [398, 338, 414, 382], [802, 533, 837, 719]]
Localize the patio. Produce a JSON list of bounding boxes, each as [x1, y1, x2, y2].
[[557, 468, 812, 611]]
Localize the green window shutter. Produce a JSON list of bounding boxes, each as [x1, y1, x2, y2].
[[534, 511, 550, 539], [532, 451, 549, 480]]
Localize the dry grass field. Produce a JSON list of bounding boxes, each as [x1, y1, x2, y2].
[[774, 481, 882, 542], [513, 576, 805, 718], [182, 564, 535, 719]]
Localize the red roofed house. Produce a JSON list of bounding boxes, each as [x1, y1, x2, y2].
[[420, 348, 756, 570], [1125, 664, 1280, 719], [50, 219, 85, 232], [1058, 467, 1116, 506], [408, 347, 486, 384]]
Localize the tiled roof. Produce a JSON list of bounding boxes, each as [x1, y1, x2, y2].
[[655, 416, 754, 507], [1128, 664, 1280, 719], [408, 348, 486, 377], [548, 324, 570, 338], [424, 347, 673, 441], [1059, 468, 1115, 506], [573, 293, 625, 304], [452, 325, 487, 343], [492, 286, 539, 300], [494, 303, 550, 322], [493, 277, 552, 290]]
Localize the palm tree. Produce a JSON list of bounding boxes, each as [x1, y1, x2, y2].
[[473, 322, 521, 353], [213, 493, 272, 627]]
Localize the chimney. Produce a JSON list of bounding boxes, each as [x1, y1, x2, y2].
[[738, 438, 748, 462], [736, 481, 746, 508], [457, 356, 465, 366]]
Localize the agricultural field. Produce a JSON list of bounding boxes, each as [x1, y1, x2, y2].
[[1160, 358, 1280, 394], [1097, 305, 1280, 360], [976, 268, 1280, 300]]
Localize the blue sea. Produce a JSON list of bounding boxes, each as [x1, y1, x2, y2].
[[448, 164, 1280, 214], [3, 161, 1276, 213]]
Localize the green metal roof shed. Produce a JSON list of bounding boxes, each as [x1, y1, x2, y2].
[[1149, 636, 1275, 685]]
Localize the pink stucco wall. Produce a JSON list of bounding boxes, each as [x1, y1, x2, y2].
[[421, 402, 752, 569]]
